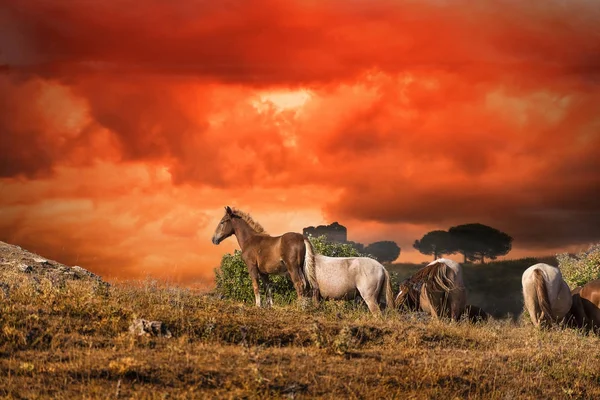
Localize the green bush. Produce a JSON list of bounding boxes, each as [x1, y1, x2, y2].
[[557, 244, 600, 288], [214, 235, 369, 305]]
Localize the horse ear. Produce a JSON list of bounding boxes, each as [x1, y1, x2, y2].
[[225, 206, 233, 215]]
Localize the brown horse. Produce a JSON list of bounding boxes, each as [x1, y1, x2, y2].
[[567, 279, 600, 333], [212, 206, 319, 307], [395, 258, 467, 321]]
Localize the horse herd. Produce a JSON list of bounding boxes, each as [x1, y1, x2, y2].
[[212, 206, 600, 333]]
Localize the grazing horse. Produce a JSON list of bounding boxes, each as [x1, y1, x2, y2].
[[314, 254, 394, 316], [567, 279, 600, 333], [212, 206, 319, 307], [395, 258, 467, 321], [521, 263, 572, 328]]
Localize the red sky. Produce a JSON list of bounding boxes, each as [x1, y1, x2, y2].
[[1, 0, 600, 287]]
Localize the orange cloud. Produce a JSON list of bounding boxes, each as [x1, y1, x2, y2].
[[1, 0, 599, 285]]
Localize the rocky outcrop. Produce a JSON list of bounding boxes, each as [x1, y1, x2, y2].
[[0, 240, 106, 284]]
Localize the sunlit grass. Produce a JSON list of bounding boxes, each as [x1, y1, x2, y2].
[[1, 269, 599, 399]]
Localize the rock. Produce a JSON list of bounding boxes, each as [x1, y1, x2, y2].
[[128, 319, 172, 338], [17, 263, 33, 273], [71, 266, 104, 281]]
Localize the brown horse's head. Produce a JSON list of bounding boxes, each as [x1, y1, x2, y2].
[[212, 206, 238, 245], [395, 279, 420, 311]]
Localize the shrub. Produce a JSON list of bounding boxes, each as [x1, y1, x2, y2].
[[557, 244, 600, 288], [214, 250, 296, 305], [214, 235, 368, 305], [309, 235, 366, 258]]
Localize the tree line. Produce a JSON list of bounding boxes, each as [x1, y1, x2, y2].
[[413, 223, 513, 263], [302, 222, 513, 264], [303, 222, 401, 263]]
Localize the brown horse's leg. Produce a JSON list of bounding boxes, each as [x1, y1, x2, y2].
[[420, 287, 436, 319], [450, 289, 467, 322], [245, 261, 262, 308], [259, 273, 273, 307], [440, 292, 452, 320], [283, 259, 309, 306]]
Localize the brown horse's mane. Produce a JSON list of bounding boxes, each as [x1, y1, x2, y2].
[[231, 208, 268, 234], [405, 261, 455, 293]]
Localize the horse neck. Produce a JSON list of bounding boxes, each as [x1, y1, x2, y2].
[[231, 218, 260, 250]]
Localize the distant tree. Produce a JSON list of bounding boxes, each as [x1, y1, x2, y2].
[[346, 240, 365, 253], [448, 223, 513, 263], [413, 230, 457, 260], [364, 241, 401, 263]]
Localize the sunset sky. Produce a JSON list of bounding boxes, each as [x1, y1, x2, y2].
[[1, 0, 599, 287]]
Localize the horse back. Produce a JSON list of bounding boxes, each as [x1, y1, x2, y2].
[[245, 232, 304, 255], [580, 279, 600, 308], [243, 232, 305, 274], [279, 232, 306, 256], [314, 256, 376, 300]]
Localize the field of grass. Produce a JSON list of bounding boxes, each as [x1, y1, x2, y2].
[[387, 256, 558, 319], [1, 265, 600, 399]]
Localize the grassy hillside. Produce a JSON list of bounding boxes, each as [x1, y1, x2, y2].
[[1, 266, 600, 399], [387, 257, 557, 319]]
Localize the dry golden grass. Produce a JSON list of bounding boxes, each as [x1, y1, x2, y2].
[[1, 269, 600, 399]]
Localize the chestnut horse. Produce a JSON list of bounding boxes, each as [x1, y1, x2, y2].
[[212, 206, 319, 307], [521, 263, 572, 328], [568, 279, 600, 333], [395, 258, 467, 321]]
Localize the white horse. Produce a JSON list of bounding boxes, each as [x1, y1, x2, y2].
[[522, 263, 572, 328], [314, 254, 394, 315]]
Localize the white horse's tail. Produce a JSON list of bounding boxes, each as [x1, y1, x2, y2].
[[303, 238, 319, 294], [533, 268, 553, 324], [382, 268, 394, 309]]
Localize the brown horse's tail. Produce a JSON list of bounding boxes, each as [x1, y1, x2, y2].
[[533, 268, 553, 324], [303, 238, 319, 294], [382, 268, 394, 309]]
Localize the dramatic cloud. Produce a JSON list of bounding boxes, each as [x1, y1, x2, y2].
[[1, 0, 599, 284]]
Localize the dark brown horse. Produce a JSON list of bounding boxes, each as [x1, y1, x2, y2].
[[212, 206, 319, 307], [395, 258, 467, 321], [567, 279, 600, 333]]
